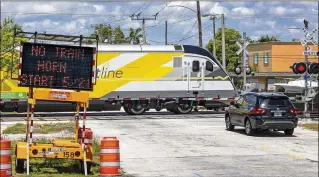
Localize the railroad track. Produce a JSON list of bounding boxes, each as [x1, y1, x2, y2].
[[0, 110, 225, 118]]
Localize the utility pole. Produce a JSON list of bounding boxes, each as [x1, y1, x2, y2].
[[131, 13, 158, 45], [213, 16, 217, 58], [142, 19, 146, 44], [202, 14, 220, 59], [221, 13, 226, 70], [165, 21, 168, 45], [196, 1, 203, 47]]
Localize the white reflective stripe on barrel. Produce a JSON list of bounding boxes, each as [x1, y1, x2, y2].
[[100, 149, 119, 153], [84, 139, 93, 144], [0, 164, 12, 169], [0, 150, 11, 155], [100, 162, 120, 167]]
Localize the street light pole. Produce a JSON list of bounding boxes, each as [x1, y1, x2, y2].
[[202, 14, 220, 58], [213, 16, 216, 58]]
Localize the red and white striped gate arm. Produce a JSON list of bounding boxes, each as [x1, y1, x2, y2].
[[18, 45, 23, 84], [82, 107, 87, 149], [89, 97, 239, 101], [29, 105, 35, 144], [91, 48, 96, 86]]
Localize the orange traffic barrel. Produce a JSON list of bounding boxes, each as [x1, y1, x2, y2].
[[99, 137, 120, 176], [0, 137, 12, 177], [78, 128, 93, 146]]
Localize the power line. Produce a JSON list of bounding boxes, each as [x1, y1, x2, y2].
[[2, 11, 317, 20], [144, 17, 197, 29], [132, 1, 148, 16], [149, 1, 184, 28], [175, 21, 214, 44], [155, 1, 171, 15], [2, 11, 317, 16], [45, 4, 93, 13], [139, 1, 154, 15], [177, 19, 197, 44], [167, 1, 190, 31], [148, 20, 214, 44]]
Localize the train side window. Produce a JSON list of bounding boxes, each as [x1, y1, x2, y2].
[[206, 61, 213, 72], [192, 61, 200, 72]]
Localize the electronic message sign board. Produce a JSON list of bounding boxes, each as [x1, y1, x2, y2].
[[18, 42, 95, 91]]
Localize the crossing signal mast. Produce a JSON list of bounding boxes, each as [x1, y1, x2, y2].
[[295, 19, 318, 114], [234, 32, 252, 88]]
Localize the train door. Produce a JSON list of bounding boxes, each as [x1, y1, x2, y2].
[[183, 56, 205, 94]]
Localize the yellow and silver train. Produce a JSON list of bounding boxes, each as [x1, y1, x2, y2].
[[0, 44, 238, 114]]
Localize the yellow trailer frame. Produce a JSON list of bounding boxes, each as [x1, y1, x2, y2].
[[15, 89, 93, 176]]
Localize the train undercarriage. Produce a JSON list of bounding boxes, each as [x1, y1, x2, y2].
[[0, 98, 229, 115]]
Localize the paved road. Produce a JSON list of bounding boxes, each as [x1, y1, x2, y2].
[[1, 114, 318, 177], [89, 115, 318, 177]]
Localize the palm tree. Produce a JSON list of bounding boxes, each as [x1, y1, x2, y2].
[[125, 28, 143, 44]]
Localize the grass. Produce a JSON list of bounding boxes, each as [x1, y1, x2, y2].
[[2, 122, 74, 134], [4, 124, 126, 176], [302, 123, 319, 131]]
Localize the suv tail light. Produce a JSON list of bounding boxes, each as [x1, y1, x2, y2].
[[290, 108, 297, 115], [251, 107, 265, 115]]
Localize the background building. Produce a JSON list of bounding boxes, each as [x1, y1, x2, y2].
[[232, 42, 318, 92]]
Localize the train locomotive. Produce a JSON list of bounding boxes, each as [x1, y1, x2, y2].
[[0, 44, 238, 115]]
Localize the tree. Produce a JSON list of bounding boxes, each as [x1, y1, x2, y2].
[[125, 28, 143, 45], [206, 28, 242, 72], [113, 26, 125, 44], [90, 24, 126, 44], [0, 17, 27, 74], [257, 35, 279, 43], [91, 24, 113, 43]]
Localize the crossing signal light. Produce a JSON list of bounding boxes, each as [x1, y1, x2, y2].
[[233, 66, 252, 75], [309, 62, 319, 74], [292, 62, 307, 74]]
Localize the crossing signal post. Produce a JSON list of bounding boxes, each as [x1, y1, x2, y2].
[[234, 32, 252, 88], [300, 20, 317, 114]]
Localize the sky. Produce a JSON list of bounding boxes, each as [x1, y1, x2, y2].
[[1, 1, 318, 47]]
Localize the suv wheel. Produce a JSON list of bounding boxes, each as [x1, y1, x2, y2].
[[225, 115, 235, 131], [284, 128, 294, 136], [245, 119, 255, 136]]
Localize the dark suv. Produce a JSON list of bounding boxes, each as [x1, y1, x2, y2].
[[225, 92, 298, 136]]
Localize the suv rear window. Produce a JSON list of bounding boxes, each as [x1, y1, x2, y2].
[[259, 96, 293, 107]]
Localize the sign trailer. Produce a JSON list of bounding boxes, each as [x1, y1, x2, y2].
[[12, 29, 99, 176]]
